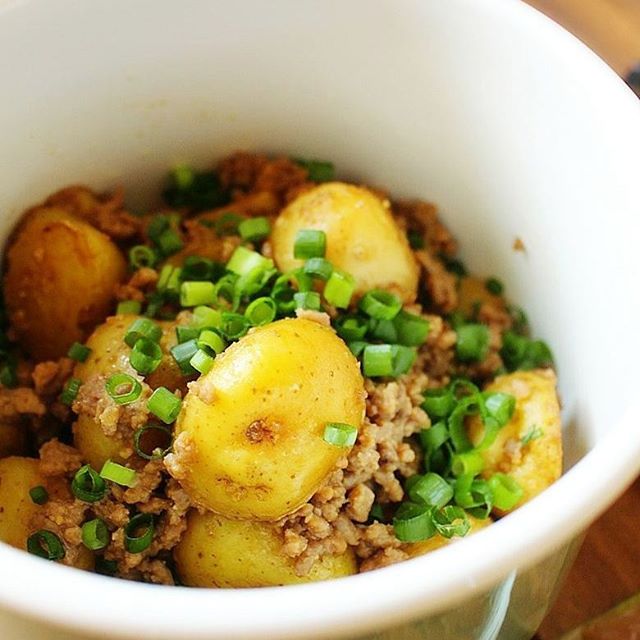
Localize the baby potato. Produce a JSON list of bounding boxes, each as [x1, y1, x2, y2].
[[403, 516, 491, 559], [272, 183, 419, 302], [468, 369, 562, 511], [4, 208, 127, 361], [72, 314, 185, 469], [172, 318, 365, 520], [174, 511, 357, 587], [0, 456, 43, 549]]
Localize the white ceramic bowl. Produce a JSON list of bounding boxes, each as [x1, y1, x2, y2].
[[0, 1, 639, 639]]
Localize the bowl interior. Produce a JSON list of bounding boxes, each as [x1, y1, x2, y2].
[[0, 0, 639, 638]]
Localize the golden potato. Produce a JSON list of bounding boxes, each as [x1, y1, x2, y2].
[[171, 318, 365, 520], [0, 422, 27, 458], [0, 456, 43, 549], [404, 516, 491, 559], [174, 511, 357, 587], [457, 276, 505, 318], [468, 369, 562, 511], [4, 208, 127, 361], [272, 183, 419, 302], [72, 314, 185, 469]]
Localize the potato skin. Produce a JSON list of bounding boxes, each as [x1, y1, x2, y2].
[[468, 369, 562, 511], [173, 318, 365, 520], [174, 511, 357, 587], [272, 183, 419, 302], [0, 456, 43, 549], [72, 314, 185, 469], [4, 208, 127, 361]]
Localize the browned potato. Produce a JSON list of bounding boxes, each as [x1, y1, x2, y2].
[[171, 318, 366, 520], [468, 369, 562, 512], [4, 208, 127, 360], [272, 182, 419, 302], [174, 511, 357, 587]]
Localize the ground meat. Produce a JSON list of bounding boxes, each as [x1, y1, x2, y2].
[[294, 309, 331, 326], [39, 439, 84, 477], [394, 199, 458, 257], [114, 267, 159, 303], [415, 314, 457, 386], [164, 431, 196, 482], [457, 324, 504, 382], [217, 151, 269, 190], [0, 387, 46, 419], [253, 157, 308, 198], [346, 484, 375, 523], [415, 249, 458, 313], [32, 358, 74, 398]]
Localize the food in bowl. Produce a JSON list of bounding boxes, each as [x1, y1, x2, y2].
[[0, 152, 562, 586]]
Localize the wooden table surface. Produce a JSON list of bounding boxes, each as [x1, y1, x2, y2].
[[523, 1, 640, 638]]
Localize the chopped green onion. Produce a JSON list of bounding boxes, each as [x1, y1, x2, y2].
[[419, 421, 449, 454], [367, 318, 398, 343], [147, 215, 171, 243], [171, 164, 195, 190], [190, 348, 215, 375], [147, 387, 182, 424], [244, 297, 277, 326], [507, 306, 529, 334], [359, 289, 402, 320], [441, 256, 467, 277], [393, 311, 429, 346], [369, 503, 385, 523], [191, 306, 222, 330], [521, 425, 543, 446], [455, 323, 490, 362], [180, 281, 216, 307], [271, 282, 296, 314], [213, 212, 242, 237], [128, 245, 157, 269], [234, 266, 276, 300], [226, 246, 273, 276], [295, 158, 335, 182], [105, 373, 142, 405], [134, 425, 173, 461], [163, 169, 229, 211], [324, 270, 355, 309], [197, 329, 226, 355], [220, 312, 250, 340], [116, 300, 142, 315], [124, 318, 162, 347], [483, 391, 516, 428], [485, 277, 504, 296], [100, 460, 138, 488], [488, 473, 523, 511], [323, 423, 358, 447], [170, 339, 198, 375], [181, 255, 215, 281], [130, 338, 163, 375], [362, 344, 394, 377], [27, 530, 65, 561], [454, 475, 493, 519], [447, 395, 478, 453], [335, 315, 368, 342], [348, 341, 368, 357], [175, 326, 200, 344], [29, 485, 49, 505], [432, 506, 470, 538], [124, 513, 154, 553], [155, 228, 183, 256], [157, 264, 182, 295], [238, 217, 271, 243], [67, 342, 91, 363], [421, 388, 456, 419], [451, 451, 485, 477], [72, 464, 107, 502], [501, 331, 554, 371], [302, 257, 333, 281], [393, 503, 435, 543], [293, 291, 321, 311], [95, 557, 118, 576], [407, 230, 424, 250], [59, 378, 81, 406], [0, 357, 17, 388], [391, 345, 416, 377], [294, 229, 326, 260], [81, 518, 109, 551], [407, 473, 454, 508]]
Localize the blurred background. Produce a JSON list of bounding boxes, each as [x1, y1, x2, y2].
[[523, 2, 640, 638]]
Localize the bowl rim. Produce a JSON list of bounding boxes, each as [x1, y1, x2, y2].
[[1, 0, 640, 638]]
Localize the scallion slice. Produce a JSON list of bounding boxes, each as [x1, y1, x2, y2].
[[432, 506, 470, 539], [100, 460, 138, 488], [133, 425, 173, 461], [335, 315, 368, 342], [81, 518, 109, 551], [362, 344, 394, 377], [197, 329, 226, 355], [323, 422, 358, 447], [421, 388, 456, 419], [391, 345, 416, 377], [302, 257, 333, 281], [105, 373, 142, 405], [226, 246, 273, 276], [367, 318, 398, 343], [29, 485, 49, 505], [67, 342, 91, 363], [181, 255, 215, 281], [59, 378, 81, 406], [451, 451, 485, 477], [156, 228, 184, 256], [348, 341, 368, 357], [157, 264, 182, 296], [392, 503, 435, 543], [170, 339, 198, 375], [323, 270, 355, 309], [393, 311, 430, 347], [129, 338, 163, 375], [128, 245, 157, 270], [455, 323, 490, 362], [238, 217, 271, 243], [245, 297, 277, 326], [293, 291, 321, 311], [124, 318, 162, 347], [220, 312, 250, 340], [180, 281, 216, 307], [407, 473, 454, 508], [488, 473, 523, 511], [124, 513, 154, 553], [27, 530, 65, 561], [175, 326, 200, 344], [147, 387, 182, 424], [190, 348, 215, 375], [359, 289, 402, 320], [72, 464, 107, 502], [190, 305, 222, 330], [116, 300, 142, 315], [485, 277, 504, 296], [294, 229, 326, 259], [295, 158, 335, 182]]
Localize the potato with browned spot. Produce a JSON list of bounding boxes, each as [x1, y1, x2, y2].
[[467, 369, 562, 512], [174, 511, 356, 587], [4, 208, 127, 361], [272, 183, 419, 302], [170, 317, 365, 520], [72, 314, 186, 469]]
